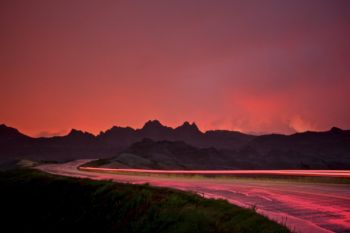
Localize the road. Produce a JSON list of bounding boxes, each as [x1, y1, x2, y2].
[[80, 166, 350, 178], [37, 160, 350, 233]]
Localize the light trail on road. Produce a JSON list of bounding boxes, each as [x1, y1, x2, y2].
[[80, 166, 350, 178], [37, 160, 350, 233]]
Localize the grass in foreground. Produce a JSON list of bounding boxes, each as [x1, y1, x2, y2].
[[0, 169, 291, 233]]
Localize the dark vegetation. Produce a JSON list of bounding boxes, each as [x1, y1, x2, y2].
[[1, 169, 291, 233]]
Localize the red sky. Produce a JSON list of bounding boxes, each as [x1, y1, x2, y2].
[[1, 0, 350, 137]]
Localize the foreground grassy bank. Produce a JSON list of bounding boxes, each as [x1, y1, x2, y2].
[[0, 169, 291, 233]]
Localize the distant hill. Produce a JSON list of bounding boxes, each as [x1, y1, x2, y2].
[[100, 139, 237, 170], [0, 122, 350, 169]]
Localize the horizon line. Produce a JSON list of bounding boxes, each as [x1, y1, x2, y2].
[[0, 121, 346, 139]]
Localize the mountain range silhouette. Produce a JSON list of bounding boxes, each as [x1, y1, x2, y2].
[[1, 121, 349, 169]]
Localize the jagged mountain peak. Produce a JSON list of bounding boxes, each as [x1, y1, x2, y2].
[[102, 125, 135, 134], [0, 124, 18, 132], [68, 128, 83, 135], [176, 121, 201, 133], [329, 126, 343, 133], [0, 124, 28, 139], [142, 120, 165, 129], [67, 129, 94, 138]]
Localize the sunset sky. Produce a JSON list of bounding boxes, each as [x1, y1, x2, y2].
[[1, 0, 350, 137]]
